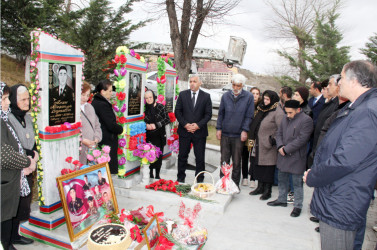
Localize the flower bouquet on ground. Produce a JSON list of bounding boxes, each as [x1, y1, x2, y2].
[[60, 157, 87, 175], [132, 142, 162, 165], [215, 162, 239, 195], [87, 145, 111, 165]]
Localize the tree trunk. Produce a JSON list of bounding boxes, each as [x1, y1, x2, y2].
[[298, 41, 307, 84]]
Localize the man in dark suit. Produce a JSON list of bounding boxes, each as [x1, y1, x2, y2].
[[49, 65, 75, 125], [308, 81, 325, 126], [175, 74, 212, 183]]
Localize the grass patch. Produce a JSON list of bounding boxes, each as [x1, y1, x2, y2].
[[207, 124, 220, 146], [1, 54, 27, 86]]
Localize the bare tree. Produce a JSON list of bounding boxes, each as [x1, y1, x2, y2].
[[265, 0, 331, 84], [163, 0, 240, 90]]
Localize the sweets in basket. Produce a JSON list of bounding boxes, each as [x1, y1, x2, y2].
[[215, 162, 239, 195], [191, 171, 215, 199]]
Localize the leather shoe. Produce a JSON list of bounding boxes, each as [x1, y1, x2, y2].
[[315, 227, 320, 233], [310, 216, 319, 223], [9, 244, 17, 250], [267, 199, 287, 207], [177, 179, 185, 183], [12, 236, 34, 245], [290, 207, 302, 217]]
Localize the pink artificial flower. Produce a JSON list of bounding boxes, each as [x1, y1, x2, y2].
[[102, 146, 110, 154], [144, 144, 151, 151], [157, 95, 164, 102], [93, 150, 101, 158], [87, 155, 94, 161]]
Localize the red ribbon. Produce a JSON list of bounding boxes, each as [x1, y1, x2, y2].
[[146, 205, 164, 222]]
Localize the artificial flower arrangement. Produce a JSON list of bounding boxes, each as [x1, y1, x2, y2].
[[132, 142, 162, 165], [87, 145, 111, 165], [45, 121, 82, 133], [167, 127, 179, 154], [60, 157, 89, 175]]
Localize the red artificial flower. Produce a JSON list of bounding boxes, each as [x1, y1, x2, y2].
[[117, 148, 123, 155], [119, 116, 126, 124], [116, 92, 126, 101], [135, 53, 141, 60], [114, 55, 120, 63], [65, 157, 73, 163], [168, 112, 176, 123], [120, 54, 127, 64], [72, 160, 80, 165]]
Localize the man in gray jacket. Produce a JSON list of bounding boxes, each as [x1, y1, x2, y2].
[[216, 74, 254, 188], [267, 100, 313, 217]]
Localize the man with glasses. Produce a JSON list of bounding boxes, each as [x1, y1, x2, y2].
[[216, 74, 254, 190]]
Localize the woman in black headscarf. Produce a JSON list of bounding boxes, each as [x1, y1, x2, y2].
[[144, 90, 170, 179], [1, 82, 36, 250], [8, 84, 38, 245], [248, 90, 285, 200]]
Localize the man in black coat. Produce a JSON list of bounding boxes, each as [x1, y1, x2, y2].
[[308, 81, 325, 126], [175, 74, 212, 183]]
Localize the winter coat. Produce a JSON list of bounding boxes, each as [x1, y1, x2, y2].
[[307, 88, 377, 231], [255, 104, 285, 166], [312, 97, 339, 152], [216, 90, 254, 137], [1, 119, 31, 222], [276, 111, 313, 174], [308, 95, 326, 126], [79, 103, 102, 164], [91, 93, 123, 174]]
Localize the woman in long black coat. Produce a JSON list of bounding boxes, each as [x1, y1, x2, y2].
[[91, 80, 123, 174], [144, 90, 170, 179]]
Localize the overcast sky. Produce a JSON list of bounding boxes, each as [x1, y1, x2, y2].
[[123, 0, 377, 75]]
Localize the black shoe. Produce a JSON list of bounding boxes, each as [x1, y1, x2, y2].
[[267, 199, 287, 207], [249, 182, 264, 195], [177, 179, 185, 183], [310, 216, 319, 223], [315, 227, 320, 233], [9, 244, 17, 250], [259, 183, 272, 200], [290, 207, 302, 217], [12, 236, 34, 245]]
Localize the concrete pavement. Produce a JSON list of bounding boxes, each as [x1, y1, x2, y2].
[[15, 167, 377, 250]]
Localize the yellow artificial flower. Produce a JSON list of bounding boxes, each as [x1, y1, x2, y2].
[[118, 169, 126, 176], [118, 79, 126, 89], [141, 158, 149, 165], [140, 56, 145, 63], [41, 197, 45, 201], [116, 46, 129, 55]]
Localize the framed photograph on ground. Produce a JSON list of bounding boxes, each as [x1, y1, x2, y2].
[[56, 162, 118, 241], [142, 215, 162, 249]]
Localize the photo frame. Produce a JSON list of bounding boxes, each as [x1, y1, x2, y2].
[[56, 163, 118, 242], [142, 215, 162, 249]]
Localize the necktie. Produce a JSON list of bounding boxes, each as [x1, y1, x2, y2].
[[192, 92, 196, 108], [60, 88, 63, 96]]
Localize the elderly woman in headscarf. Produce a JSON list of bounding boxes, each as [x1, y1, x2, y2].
[[248, 90, 285, 200], [8, 84, 39, 246], [1, 82, 37, 250], [144, 90, 170, 180]]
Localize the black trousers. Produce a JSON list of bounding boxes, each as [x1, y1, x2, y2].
[[220, 136, 243, 186], [1, 219, 12, 249], [177, 135, 206, 182], [241, 146, 251, 180], [146, 131, 165, 178]]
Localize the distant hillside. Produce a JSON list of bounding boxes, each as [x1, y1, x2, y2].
[[238, 68, 281, 93], [1, 54, 26, 87]]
